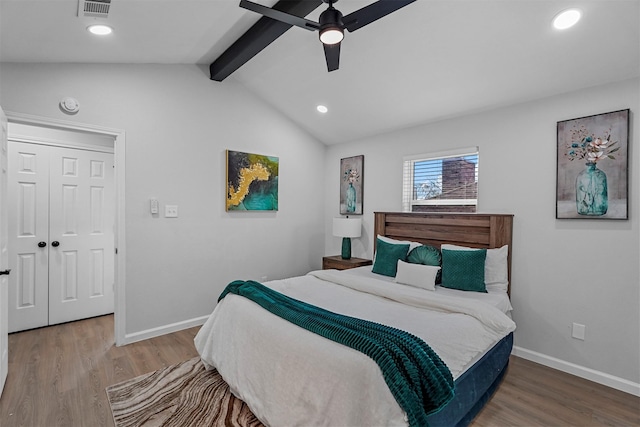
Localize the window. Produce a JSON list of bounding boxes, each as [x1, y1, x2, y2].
[[402, 147, 479, 213]]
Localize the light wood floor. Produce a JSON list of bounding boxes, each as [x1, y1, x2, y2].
[[0, 315, 638, 426]]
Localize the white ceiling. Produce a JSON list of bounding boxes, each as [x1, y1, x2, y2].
[[1, 0, 638, 145]]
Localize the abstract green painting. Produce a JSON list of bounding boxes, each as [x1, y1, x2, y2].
[[226, 150, 279, 211]]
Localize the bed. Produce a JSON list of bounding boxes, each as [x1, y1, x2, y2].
[[195, 212, 515, 426]]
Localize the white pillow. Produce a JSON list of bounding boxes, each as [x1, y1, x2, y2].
[[394, 260, 440, 291], [377, 235, 422, 251], [441, 244, 509, 292]]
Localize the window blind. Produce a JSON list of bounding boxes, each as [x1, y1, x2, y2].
[[402, 147, 479, 213]]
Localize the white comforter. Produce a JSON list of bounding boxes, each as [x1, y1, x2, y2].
[[194, 270, 516, 427]]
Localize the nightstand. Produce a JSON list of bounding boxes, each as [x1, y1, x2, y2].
[[322, 255, 372, 271]]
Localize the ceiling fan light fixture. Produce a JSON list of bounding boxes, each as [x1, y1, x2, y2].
[[319, 27, 344, 45], [319, 4, 344, 45]]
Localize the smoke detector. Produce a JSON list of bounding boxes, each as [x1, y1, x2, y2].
[[78, 0, 111, 19], [60, 97, 80, 114]]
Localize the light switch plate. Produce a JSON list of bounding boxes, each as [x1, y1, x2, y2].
[[165, 205, 178, 218], [572, 322, 585, 340], [150, 198, 159, 214]]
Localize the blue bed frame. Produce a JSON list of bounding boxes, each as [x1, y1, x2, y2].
[[427, 333, 513, 426]]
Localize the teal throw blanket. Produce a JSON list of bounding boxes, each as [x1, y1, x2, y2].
[[219, 280, 455, 426]]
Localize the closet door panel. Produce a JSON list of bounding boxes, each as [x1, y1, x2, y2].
[[48, 147, 114, 325], [7, 142, 50, 332]]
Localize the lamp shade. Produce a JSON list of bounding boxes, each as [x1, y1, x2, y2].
[[333, 217, 362, 238]]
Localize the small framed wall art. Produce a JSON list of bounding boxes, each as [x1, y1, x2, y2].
[[226, 150, 279, 211], [556, 109, 629, 219], [340, 155, 364, 215]]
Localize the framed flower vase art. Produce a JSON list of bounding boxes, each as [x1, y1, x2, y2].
[[556, 109, 629, 219], [340, 155, 364, 215], [226, 150, 279, 211]]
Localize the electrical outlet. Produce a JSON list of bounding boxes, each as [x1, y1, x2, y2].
[[572, 323, 586, 340], [165, 205, 178, 218]]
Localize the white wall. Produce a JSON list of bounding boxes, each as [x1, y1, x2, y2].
[[2, 61, 638, 393], [324, 78, 640, 390], [0, 63, 326, 339]]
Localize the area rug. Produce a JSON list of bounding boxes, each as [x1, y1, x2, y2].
[[106, 357, 264, 427]]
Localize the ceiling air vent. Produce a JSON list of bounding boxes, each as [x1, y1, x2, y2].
[[78, 0, 111, 18]]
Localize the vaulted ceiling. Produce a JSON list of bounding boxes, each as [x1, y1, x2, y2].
[[1, 0, 638, 144]]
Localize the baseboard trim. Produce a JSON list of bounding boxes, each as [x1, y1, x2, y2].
[[122, 315, 210, 346], [512, 346, 640, 397]]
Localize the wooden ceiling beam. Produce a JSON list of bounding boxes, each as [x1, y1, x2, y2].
[[210, 0, 322, 82]]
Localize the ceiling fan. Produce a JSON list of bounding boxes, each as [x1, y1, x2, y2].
[[239, 0, 416, 72]]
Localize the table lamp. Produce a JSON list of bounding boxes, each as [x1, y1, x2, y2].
[[333, 217, 362, 260]]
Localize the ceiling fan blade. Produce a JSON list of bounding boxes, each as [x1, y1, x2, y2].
[[343, 0, 416, 32], [240, 0, 319, 31], [323, 42, 340, 72]]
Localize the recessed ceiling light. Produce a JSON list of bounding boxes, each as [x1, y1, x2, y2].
[[553, 9, 581, 30], [87, 24, 113, 35], [317, 105, 328, 113]]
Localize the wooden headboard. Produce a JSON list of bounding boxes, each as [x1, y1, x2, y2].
[[374, 212, 514, 294]]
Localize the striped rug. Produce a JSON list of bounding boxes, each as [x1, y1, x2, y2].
[[106, 357, 264, 427]]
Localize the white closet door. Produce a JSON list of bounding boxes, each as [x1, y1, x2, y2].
[[7, 141, 50, 332], [48, 147, 114, 325], [8, 142, 115, 332], [0, 108, 9, 397]]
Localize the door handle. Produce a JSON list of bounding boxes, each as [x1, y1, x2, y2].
[[38, 241, 47, 248], [51, 241, 60, 247], [0, 269, 10, 276]]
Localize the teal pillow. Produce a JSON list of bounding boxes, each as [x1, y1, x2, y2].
[[441, 249, 487, 292], [372, 238, 410, 277], [407, 245, 442, 283]]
